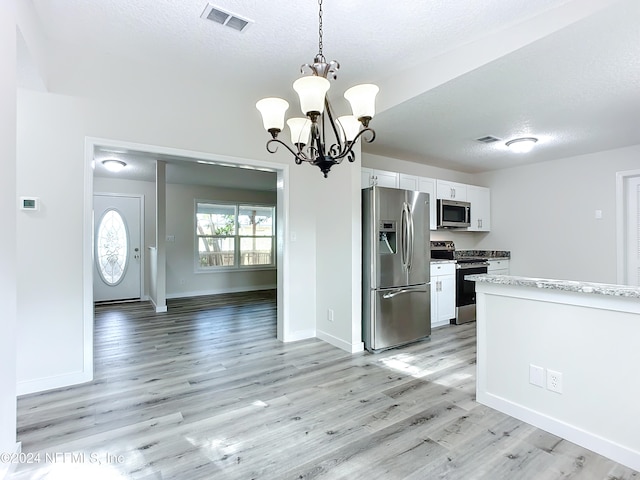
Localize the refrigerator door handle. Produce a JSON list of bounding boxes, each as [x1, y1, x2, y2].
[[400, 202, 410, 270], [382, 284, 429, 299], [407, 203, 414, 271]]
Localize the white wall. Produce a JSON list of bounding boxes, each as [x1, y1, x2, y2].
[[315, 149, 363, 352], [476, 144, 640, 283], [93, 177, 278, 298], [0, 0, 19, 471], [16, 50, 364, 390]]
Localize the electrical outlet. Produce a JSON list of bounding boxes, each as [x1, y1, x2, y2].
[[327, 309, 334, 322], [529, 364, 544, 387], [547, 369, 563, 394]]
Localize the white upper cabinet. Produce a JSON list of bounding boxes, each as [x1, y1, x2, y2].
[[436, 180, 467, 201], [361, 168, 399, 189], [363, 168, 490, 231], [399, 174, 437, 231], [467, 185, 491, 232]]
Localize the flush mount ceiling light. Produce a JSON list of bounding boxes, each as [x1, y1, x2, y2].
[[102, 159, 127, 172], [256, 0, 378, 178], [505, 137, 538, 153]]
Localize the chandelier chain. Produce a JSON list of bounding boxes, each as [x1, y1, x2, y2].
[[318, 0, 323, 56]]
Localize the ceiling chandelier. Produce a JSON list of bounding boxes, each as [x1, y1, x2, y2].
[[256, 0, 379, 178]]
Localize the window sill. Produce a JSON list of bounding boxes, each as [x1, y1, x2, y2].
[[195, 266, 276, 274]]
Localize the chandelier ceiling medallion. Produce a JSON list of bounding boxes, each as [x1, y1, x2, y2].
[[256, 0, 379, 178]]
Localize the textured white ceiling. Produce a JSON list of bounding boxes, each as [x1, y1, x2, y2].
[[28, 0, 640, 177], [94, 148, 277, 191]]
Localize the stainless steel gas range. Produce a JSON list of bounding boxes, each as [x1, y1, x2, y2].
[[431, 240, 488, 325]]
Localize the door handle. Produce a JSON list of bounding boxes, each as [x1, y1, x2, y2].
[[382, 285, 429, 299]]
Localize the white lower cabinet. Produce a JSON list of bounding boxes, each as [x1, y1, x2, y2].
[[430, 262, 456, 327], [488, 259, 510, 275]]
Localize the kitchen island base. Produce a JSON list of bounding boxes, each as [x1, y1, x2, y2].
[[472, 275, 640, 472]]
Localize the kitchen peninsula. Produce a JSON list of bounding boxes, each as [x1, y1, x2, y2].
[[470, 274, 640, 472]]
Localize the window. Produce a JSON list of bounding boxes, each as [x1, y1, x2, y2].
[[96, 209, 129, 285], [196, 202, 275, 269]]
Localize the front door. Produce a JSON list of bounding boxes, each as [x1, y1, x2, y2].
[[93, 194, 142, 302]]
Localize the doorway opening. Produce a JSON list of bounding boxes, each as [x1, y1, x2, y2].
[[616, 169, 640, 286], [84, 137, 289, 380]]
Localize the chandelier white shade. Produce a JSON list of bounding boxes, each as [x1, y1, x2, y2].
[[293, 76, 331, 115], [337, 115, 362, 142], [344, 84, 379, 123], [255, 97, 289, 132], [255, 0, 378, 177], [287, 118, 311, 145]]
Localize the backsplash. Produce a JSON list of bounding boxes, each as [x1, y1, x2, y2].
[[455, 250, 510, 259]]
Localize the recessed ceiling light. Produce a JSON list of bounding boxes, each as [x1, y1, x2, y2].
[[505, 137, 538, 153], [102, 159, 127, 172]]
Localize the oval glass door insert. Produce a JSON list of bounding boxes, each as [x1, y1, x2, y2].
[[96, 209, 129, 285]]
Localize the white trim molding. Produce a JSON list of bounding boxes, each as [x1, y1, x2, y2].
[[83, 137, 291, 390], [616, 169, 640, 285], [18, 370, 92, 396]]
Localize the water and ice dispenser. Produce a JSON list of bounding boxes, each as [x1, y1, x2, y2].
[[378, 220, 397, 254]]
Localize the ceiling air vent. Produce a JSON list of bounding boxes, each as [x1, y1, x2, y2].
[[201, 4, 253, 32], [475, 135, 501, 144]]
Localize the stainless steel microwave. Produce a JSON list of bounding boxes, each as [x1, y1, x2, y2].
[[437, 199, 471, 228]]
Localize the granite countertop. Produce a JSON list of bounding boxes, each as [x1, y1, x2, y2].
[[467, 274, 640, 299], [430, 259, 456, 264], [455, 250, 510, 260]]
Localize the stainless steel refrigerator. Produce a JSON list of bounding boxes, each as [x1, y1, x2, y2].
[[362, 186, 431, 352]]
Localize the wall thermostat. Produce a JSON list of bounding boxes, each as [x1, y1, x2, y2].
[[20, 197, 40, 211]]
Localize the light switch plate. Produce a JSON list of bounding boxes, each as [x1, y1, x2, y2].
[[529, 364, 545, 387]]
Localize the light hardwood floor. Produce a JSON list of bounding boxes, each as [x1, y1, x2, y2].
[[10, 291, 639, 479]]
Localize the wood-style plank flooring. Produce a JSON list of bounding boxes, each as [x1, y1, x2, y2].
[[11, 291, 639, 479]]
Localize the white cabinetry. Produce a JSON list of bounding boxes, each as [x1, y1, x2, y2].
[[362, 169, 491, 231], [488, 259, 510, 275], [430, 262, 456, 327], [467, 185, 491, 232], [436, 180, 467, 201], [399, 174, 437, 231], [361, 168, 399, 189]]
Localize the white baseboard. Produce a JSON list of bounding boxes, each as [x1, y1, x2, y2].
[[166, 284, 277, 299], [149, 297, 167, 313], [17, 370, 92, 396], [431, 320, 451, 328], [316, 329, 365, 353], [478, 391, 640, 472], [282, 329, 315, 343], [0, 442, 21, 480]]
